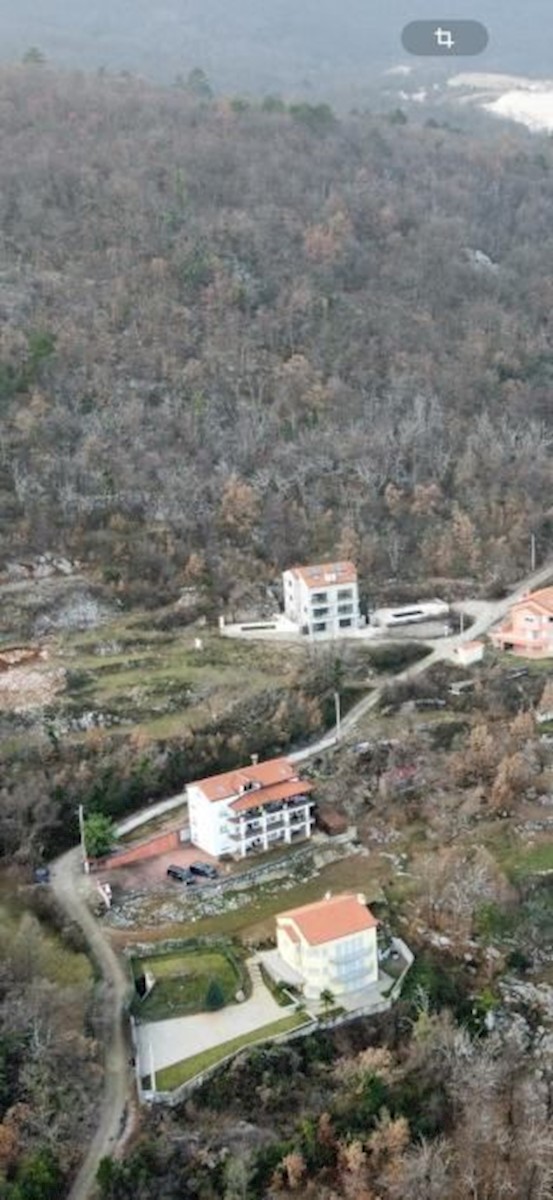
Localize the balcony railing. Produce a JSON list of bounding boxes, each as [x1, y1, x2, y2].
[[228, 814, 315, 848], [229, 796, 314, 822]]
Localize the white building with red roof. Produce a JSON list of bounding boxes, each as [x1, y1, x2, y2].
[[273, 893, 378, 999], [452, 639, 485, 667], [186, 756, 315, 859], [490, 586, 553, 658], [282, 561, 361, 638]]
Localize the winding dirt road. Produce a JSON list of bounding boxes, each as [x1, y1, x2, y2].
[[51, 848, 132, 1200], [50, 559, 552, 1198]]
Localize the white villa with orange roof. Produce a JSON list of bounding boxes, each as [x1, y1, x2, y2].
[[282, 561, 361, 638], [186, 756, 315, 859], [271, 893, 379, 999], [490, 586, 553, 659]]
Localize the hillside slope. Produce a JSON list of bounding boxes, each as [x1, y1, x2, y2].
[[0, 67, 551, 612]]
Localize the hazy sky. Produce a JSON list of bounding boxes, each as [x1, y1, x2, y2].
[[0, 1, 551, 94]]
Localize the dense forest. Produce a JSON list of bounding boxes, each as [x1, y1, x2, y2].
[[96, 974, 553, 1200], [0, 65, 552, 616], [0, 62, 552, 1200]]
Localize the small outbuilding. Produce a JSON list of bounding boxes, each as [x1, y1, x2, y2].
[[453, 639, 485, 667]]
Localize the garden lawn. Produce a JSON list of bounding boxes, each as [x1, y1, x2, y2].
[[132, 949, 240, 1020], [501, 841, 553, 882], [152, 1011, 310, 1091]]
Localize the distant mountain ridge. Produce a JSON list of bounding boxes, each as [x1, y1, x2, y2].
[[0, 0, 552, 98]]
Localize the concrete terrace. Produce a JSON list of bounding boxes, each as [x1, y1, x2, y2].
[[134, 958, 284, 1079]]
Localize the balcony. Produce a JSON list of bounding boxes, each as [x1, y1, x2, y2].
[[229, 796, 313, 823]]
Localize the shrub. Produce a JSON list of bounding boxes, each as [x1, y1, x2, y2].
[[506, 948, 531, 974], [83, 812, 117, 859], [205, 979, 225, 1011], [367, 642, 430, 674]]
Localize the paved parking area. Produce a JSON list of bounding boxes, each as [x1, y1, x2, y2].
[[135, 960, 284, 1076], [101, 846, 229, 893]]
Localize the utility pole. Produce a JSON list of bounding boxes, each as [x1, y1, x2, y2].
[[530, 532, 536, 573], [78, 803, 90, 875], [149, 1038, 156, 1094], [460, 610, 465, 636], [334, 690, 341, 741]]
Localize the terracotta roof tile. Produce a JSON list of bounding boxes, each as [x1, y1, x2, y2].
[[230, 779, 314, 814], [192, 757, 296, 803], [277, 893, 377, 946], [290, 561, 357, 589], [514, 586, 553, 616], [280, 923, 300, 944]]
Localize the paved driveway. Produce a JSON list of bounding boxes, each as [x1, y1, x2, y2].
[[135, 960, 285, 1076]]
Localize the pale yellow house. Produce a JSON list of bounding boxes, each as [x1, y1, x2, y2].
[[274, 893, 378, 1000]]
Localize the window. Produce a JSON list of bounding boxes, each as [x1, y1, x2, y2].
[[312, 591, 328, 603], [338, 588, 353, 600], [339, 617, 352, 628], [313, 606, 328, 618], [313, 621, 327, 633]]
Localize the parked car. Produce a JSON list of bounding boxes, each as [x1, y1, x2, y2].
[[166, 865, 195, 883], [189, 861, 219, 880], [33, 866, 50, 885]]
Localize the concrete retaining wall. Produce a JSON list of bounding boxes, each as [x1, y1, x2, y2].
[[140, 938, 415, 1107]]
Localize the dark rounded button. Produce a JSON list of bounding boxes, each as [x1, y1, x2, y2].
[[402, 20, 489, 56]]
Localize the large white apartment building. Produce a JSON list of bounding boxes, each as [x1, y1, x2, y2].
[[282, 561, 361, 637], [187, 756, 315, 859]]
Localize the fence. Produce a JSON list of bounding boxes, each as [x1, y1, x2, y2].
[[137, 936, 414, 1106], [139, 1014, 317, 1107]]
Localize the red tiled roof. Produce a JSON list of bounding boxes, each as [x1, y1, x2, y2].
[[513, 587, 553, 616], [290, 561, 357, 589], [277, 893, 377, 946], [230, 779, 314, 815], [193, 757, 295, 803], [280, 923, 300, 944]]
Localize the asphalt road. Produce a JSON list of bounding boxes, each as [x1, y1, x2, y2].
[[293, 559, 553, 761], [50, 557, 552, 1197]]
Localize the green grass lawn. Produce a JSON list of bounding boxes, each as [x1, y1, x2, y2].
[[148, 855, 386, 944], [152, 1011, 310, 1091], [132, 949, 240, 1020], [500, 841, 553, 882]]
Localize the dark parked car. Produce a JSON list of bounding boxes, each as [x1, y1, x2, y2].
[[189, 861, 219, 880], [166, 865, 195, 883]]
